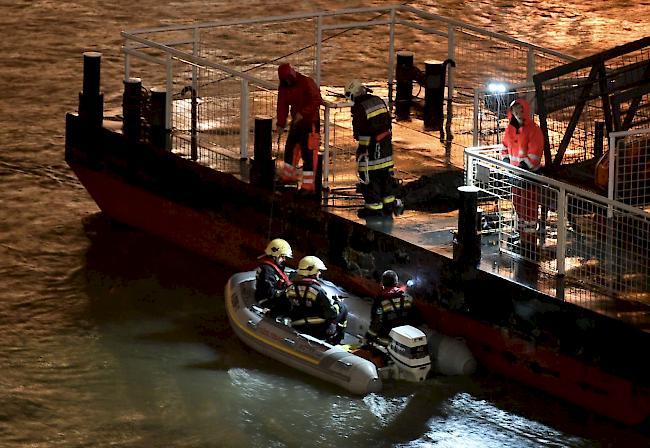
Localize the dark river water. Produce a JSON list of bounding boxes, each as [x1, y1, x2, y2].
[[1, 1, 649, 446]]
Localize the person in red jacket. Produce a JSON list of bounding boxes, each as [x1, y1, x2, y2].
[[276, 63, 323, 194], [501, 98, 544, 251]]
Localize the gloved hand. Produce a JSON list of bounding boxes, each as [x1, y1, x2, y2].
[[519, 160, 530, 170], [325, 322, 337, 337], [502, 156, 510, 164]]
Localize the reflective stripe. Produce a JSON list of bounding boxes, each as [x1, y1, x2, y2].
[[365, 202, 383, 210], [382, 195, 395, 204], [357, 160, 394, 171], [357, 156, 394, 171], [367, 108, 387, 119], [359, 131, 390, 145]]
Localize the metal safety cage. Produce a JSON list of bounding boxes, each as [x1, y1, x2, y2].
[[466, 145, 650, 300]]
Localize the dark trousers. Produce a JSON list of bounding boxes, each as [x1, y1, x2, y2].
[[358, 167, 397, 211]]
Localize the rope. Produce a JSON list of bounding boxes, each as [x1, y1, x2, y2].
[[267, 132, 282, 241]]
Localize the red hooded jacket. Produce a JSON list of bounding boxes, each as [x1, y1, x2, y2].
[[502, 98, 544, 171], [276, 72, 323, 130]]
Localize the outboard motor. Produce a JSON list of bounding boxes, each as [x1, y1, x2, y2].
[[385, 325, 431, 382]]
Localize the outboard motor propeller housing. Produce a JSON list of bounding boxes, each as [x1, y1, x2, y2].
[[386, 325, 431, 382]]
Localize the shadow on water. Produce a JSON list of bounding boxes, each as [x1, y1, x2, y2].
[[80, 213, 383, 389], [81, 213, 285, 371]]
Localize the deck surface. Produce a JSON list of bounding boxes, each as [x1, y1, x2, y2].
[[323, 132, 650, 335]]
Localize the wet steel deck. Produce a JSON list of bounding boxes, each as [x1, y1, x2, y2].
[[324, 136, 650, 335]]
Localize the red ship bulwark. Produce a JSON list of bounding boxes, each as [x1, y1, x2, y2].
[[65, 113, 650, 425]]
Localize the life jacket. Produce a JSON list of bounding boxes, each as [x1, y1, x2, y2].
[[353, 94, 393, 172], [286, 277, 331, 326], [376, 286, 413, 327], [258, 257, 291, 289]]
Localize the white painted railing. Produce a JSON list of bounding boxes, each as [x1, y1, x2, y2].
[[466, 145, 650, 297], [119, 5, 574, 189]]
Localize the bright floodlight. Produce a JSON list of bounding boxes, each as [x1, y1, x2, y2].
[[487, 82, 507, 93]]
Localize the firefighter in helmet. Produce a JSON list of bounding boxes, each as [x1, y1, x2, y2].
[[255, 238, 292, 316], [345, 79, 403, 218], [286, 255, 348, 344], [366, 269, 416, 346]]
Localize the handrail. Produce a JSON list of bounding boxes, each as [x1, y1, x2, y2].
[[120, 32, 277, 90], [466, 145, 650, 218]]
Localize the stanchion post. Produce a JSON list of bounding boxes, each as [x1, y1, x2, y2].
[[251, 115, 274, 189], [123, 77, 142, 141], [395, 51, 414, 121], [453, 185, 481, 268], [148, 87, 170, 150], [78, 51, 104, 128]]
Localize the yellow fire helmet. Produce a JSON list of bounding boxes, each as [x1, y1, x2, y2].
[[264, 238, 293, 258], [297, 255, 327, 276], [344, 79, 365, 101]]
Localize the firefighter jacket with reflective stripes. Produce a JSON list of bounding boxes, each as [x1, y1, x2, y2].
[[255, 257, 291, 304], [367, 285, 414, 340], [286, 277, 338, 326], [352, 93, 394, 171], [502, 98, 544, 171]]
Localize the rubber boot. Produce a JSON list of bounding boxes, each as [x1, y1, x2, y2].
[[393, 198, 405, 216]]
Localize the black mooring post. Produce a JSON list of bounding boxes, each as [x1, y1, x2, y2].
[[149, 87, 170, 150], [594, 120, 605, 158], [453, 185, 481, 267], [423, 59, 445, 132], [252, 115, 274, 189], [395, 51, 414, 121], [78, 51, 104, 127], [123, 77, 142, 141]]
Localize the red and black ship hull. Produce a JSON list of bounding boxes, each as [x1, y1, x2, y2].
[[65, 113, 650, 425]]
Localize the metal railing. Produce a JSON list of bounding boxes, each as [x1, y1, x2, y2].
[[466, 145, 650, 298], [118, 5, 575, 191], [608, 129, 650, 208]]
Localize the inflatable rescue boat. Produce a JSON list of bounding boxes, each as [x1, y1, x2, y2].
[[225, 271, 476, 394]]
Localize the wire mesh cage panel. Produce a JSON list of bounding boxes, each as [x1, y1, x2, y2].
[[612, 130, 650, 208], [466, 145, 650, 298]]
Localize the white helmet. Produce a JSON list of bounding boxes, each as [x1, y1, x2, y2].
[[264, 238, 292, 258], [344, 79, 365, 101], [297, 255, 327, 276]]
